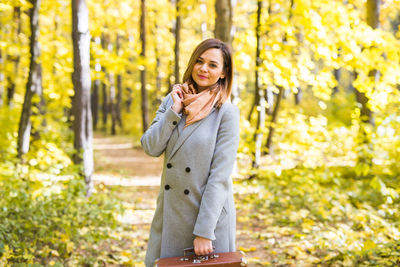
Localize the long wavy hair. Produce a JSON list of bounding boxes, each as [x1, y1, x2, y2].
[[182, 38, 233, 108]]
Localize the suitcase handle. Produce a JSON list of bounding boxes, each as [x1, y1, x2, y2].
[[181, 246, 219, 263]]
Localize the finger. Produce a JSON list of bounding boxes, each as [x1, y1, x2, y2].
[[177, 90, 183, 99]]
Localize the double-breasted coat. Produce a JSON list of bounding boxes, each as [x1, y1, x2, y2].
[[141, 93, 240, 266]]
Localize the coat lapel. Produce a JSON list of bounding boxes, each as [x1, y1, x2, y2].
[[168, 107, 216, 161]]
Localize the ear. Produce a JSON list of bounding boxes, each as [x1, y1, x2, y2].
[[220, 70, 226, 79]]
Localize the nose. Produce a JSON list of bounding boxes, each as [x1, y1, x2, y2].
[[199, 64, 207, 72]]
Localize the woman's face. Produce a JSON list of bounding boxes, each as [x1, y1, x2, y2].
[[191, 48, 225, 92]]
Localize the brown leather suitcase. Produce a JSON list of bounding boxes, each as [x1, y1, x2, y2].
[[155, 249, 247, 267]]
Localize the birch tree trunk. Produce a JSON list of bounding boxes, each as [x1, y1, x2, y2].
[[72, 0, 94, 197], [17, 0, 42, 159]]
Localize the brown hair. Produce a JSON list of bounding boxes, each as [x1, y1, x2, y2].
[[182, 38, 233, 108]]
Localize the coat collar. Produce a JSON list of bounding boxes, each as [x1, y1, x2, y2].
[[167, 106, 216, 161]]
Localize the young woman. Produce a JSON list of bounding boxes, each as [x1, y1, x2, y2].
[[141, 38, 240, 266]]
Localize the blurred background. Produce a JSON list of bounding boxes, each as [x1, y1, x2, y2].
[[0, 0, 399, 266]]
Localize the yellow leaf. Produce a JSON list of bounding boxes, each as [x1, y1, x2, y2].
[[363, 240, 376, 251], [239, 246, 256, 252]]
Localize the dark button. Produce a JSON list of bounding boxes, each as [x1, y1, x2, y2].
[[167, 163, 172, 168], [185, 167, 191, 173], [184, 189, 190, 195], [165, 184, 170, 190], [172, 121, 177, 125]]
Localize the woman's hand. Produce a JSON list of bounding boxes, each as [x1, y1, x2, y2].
[[171, 84, 184, 114], [193, 236, 213, 255]]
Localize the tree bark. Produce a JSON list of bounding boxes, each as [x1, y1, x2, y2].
[[174, 0, 181, 84], [214, 0, 233, 44], [252, 0, 263, 169], [332, 67, 341, 95], [154, 21, 162, 105], [116, 34, 123, 129], [109, 71, 117, 135], [140, 0, 149, 132], [265, 87, 283, 155], [17, 0, 42, 159], [0, 49, 3, 107], [354, 0, 380, 126], [126, 35, 133, 113], [367, 0, 380, 28], [100, 34, 109, 129], [7, 6, 22, 107], [72, 0, 94, 197], [91, 79, 99, 130]]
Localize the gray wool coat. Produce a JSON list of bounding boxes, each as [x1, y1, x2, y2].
[[141, 93, 240, 266]]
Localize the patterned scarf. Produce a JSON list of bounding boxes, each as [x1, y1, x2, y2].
[[181, 81, 221, 128]]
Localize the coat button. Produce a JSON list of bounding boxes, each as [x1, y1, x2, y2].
[[184, 189, 190, 195], [185, 167, 191, 173], [165, 184, 170, 190], [167, 163, 172, 168], [172, 121, 177, 125]]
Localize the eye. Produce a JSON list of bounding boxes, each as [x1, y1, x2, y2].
[[196, 59, 203, 63], [210, 64, 217, 68]]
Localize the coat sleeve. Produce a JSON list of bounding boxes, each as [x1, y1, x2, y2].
[[140, 93, 182, 157], [193, 104, 240, 240]]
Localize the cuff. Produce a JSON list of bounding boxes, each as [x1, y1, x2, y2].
[[193, 224, 216, 241], [165, 107, 182, 129]]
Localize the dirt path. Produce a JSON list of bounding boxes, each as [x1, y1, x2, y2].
[[92, 133, 266, 266]]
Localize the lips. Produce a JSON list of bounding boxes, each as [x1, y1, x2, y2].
[[197, 74, 208, 79]]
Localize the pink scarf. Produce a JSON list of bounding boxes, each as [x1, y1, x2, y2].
[[181, 82, 221, 128]]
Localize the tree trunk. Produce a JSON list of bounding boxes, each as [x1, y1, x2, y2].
[[333, 67, 341, 95], [0, 49, 3, 107], [17, 0, 42, 160], [109, 72, 117, 135], [105, 38, 116, 135], [265, 86, 273, 115], [140, 0, 149, 132], [214, 0, 233, 44], [116, 34, 123, 129], [367, 0, 380, 28], [91, 79, 99, 130], [7, 6, 22, 108], [126, 35, 133, 113], [354, 0, 380, 126], [251, 0, 263, 169], [265, 87, 283, 155], [102, 81, 108, 128], [101, 34, 108, 129], [200, 2, 207, 39], [154, 22, 162, 105], [174, 0, 181, 84], [72, 0, 94, 197]]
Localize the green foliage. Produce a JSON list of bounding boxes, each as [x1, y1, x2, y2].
[[236, 166, 400, 266], [0, 163, 123, 266]]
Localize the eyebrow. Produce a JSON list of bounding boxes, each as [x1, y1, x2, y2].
[[198, 56, 220, 65]]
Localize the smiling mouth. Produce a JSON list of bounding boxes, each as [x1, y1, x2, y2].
[[198, 74, 208, 79]]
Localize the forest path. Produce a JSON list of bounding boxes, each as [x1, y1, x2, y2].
[[92, 132, 266, 266]]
